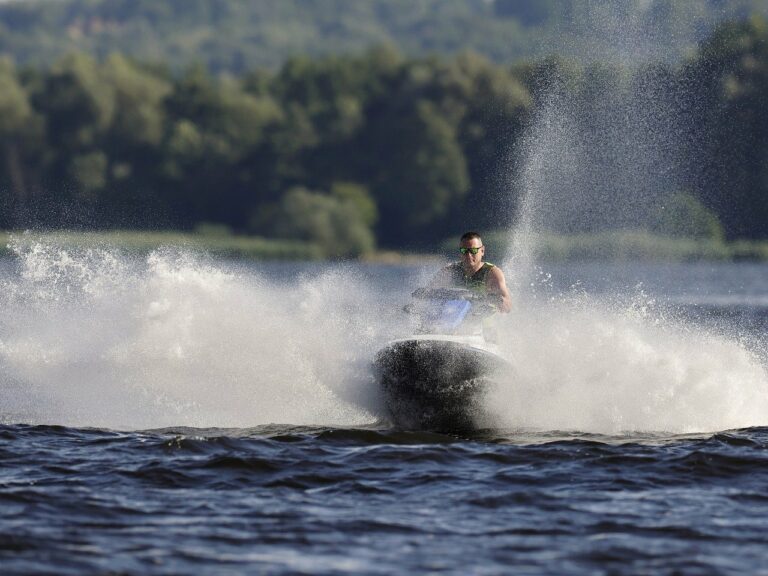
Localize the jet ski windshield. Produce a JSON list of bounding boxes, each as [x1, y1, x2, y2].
[[408, 288, 495, 335]]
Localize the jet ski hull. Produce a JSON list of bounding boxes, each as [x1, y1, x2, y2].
[[374, 338, 508, 431]]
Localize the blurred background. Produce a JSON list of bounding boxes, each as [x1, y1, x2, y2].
[[0, 0, 767, 259]]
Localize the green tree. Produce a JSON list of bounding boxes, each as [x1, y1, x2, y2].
[[448, 52, 531, 231], [686, 15, 768, 238], [272, 186, 375, 257], [331, 181, 377, 227], [104, 54, 171, 148], [652, 192, 725, 241], [96, 55, 173, 224], [0, 58, 33, 210], [30, 53, 115, 209], [367, 97, 469, 246], [69, 151, 108, 199], [34, 53, 114, 151], [161, 64, 282, 228]]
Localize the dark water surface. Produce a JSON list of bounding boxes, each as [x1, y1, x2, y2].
[[2, 424, 768, 575]]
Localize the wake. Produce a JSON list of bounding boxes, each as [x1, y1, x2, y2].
[[0, 238, 766, 434]]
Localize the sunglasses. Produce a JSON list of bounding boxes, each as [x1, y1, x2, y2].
[[459, 246, 483, 255]]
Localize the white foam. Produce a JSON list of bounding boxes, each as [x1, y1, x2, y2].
[[486, 292, 768, 434], [0, 240, 389, 429], [1, 240, 766, 434], [494, 2, 768, 433]]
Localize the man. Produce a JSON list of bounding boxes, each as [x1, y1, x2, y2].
[[432, 232, 512, 313]]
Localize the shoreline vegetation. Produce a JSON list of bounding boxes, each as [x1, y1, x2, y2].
[[0, 16, 767, 256], [0, 5, 767, 256], [3, 230, 768, 263]]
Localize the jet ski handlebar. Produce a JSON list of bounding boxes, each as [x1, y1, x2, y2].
[[405, 287, 498, 317], [411, 287, 488, 303]]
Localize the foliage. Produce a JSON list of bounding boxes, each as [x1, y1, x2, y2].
[[272, 187, 375, 258], [684, 15, 768, 239], [0, 58, 31, 135], [330, 182, 377, 227], [0, 13, 766, 254], [0, 0, 766, 72], [651, 192, 725, 241]]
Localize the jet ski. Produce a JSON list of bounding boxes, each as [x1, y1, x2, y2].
[[374, 287, 510, 431]]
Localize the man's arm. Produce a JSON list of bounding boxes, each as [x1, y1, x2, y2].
[[486, 267, 512, 313]]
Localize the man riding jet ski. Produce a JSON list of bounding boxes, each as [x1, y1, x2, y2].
[[375, 232, 512, 431], [432, 231, 512, 313]]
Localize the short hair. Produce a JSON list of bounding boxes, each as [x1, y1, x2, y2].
[[460, 231, 482, 242]]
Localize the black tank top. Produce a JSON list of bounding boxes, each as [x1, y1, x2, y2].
[[446, 262, 495, 293]]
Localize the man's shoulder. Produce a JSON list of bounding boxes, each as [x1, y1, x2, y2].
[[485, 264, 506, 282], [484, 262, 505, 278]]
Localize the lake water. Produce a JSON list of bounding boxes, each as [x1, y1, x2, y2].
[[1, 248, 767, 574]]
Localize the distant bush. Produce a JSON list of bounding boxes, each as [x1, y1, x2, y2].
[[651, 192, 725, 242], [271, 186, 376, 258]]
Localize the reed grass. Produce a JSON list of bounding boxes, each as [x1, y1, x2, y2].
[[2, 230, 768, 262]]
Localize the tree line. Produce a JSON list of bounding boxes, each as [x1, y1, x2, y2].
[[0, 16, 767, 255], [1, 0, 764, 72]]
